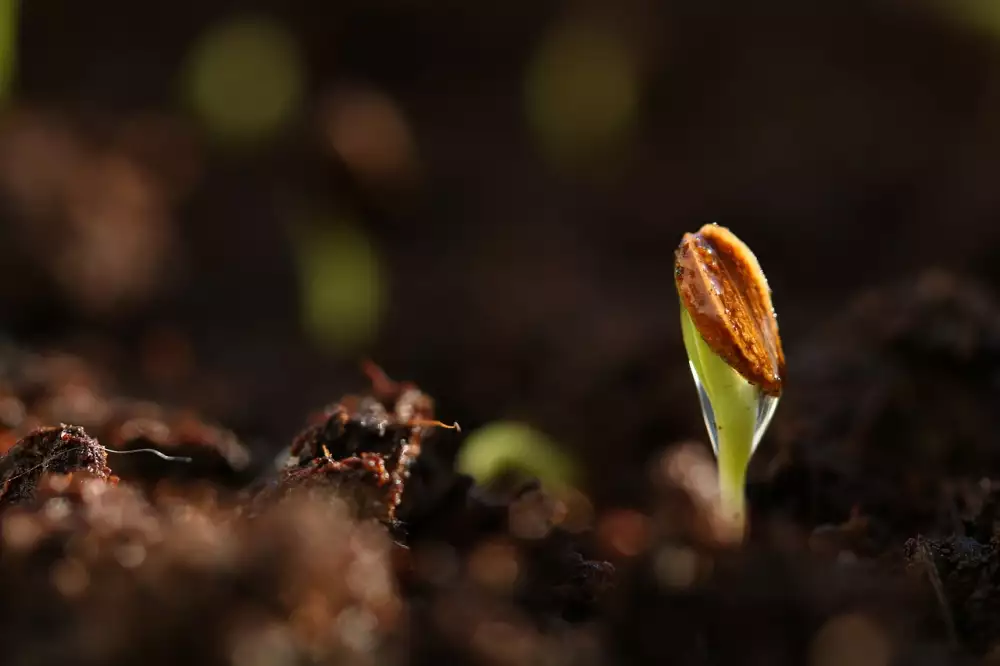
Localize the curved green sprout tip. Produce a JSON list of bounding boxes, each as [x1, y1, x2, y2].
[[680, 306, 762, 528], [455, 420, 577, 490]]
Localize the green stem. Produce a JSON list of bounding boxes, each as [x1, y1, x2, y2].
[[680, 306, 758, 540], [716, 417, 752, 532]]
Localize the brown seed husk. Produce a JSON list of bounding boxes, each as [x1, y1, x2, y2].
[[674, 224, 785, 396]]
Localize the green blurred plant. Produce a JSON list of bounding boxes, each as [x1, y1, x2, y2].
[[290, 216, 383, 354], [183, 13, 303, 145], [0, 0, 19, 104], [525, 19, 638, 172], [456, 420, 577, 490]]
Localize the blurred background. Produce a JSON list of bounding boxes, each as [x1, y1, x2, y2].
[[4, 0, 1000, 510]]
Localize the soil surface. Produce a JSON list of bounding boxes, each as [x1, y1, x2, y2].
[[2, 274, 1000, 665]]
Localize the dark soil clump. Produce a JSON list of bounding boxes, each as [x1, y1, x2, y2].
[[762, 271, 1000, 550], [0, 425, 111, 507], [256, 368, 450, 525]]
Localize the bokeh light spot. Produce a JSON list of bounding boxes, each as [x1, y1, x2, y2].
[[0, 0, 18, 104], [320, 87, 419, 187], [184, 15, 303, 144], [941, 0, 1000, 39], [597, 509, 650, 558], [809, 613, 892, 666], [525, 20, 639, 169], [290, 217, 384, 353]]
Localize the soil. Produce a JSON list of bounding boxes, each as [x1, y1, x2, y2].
[[2, 273, 1000, 665]]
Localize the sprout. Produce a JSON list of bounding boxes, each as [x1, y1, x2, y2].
[[456, 420, 577, 490], [674, 224, 785, 537]]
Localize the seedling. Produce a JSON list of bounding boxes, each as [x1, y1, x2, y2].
[[674, 224, 785, 537]]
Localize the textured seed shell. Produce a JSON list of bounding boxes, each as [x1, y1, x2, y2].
[[674, 224, 785, 396]]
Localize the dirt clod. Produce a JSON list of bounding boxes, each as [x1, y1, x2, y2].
[[0, 424, 111, 507]]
